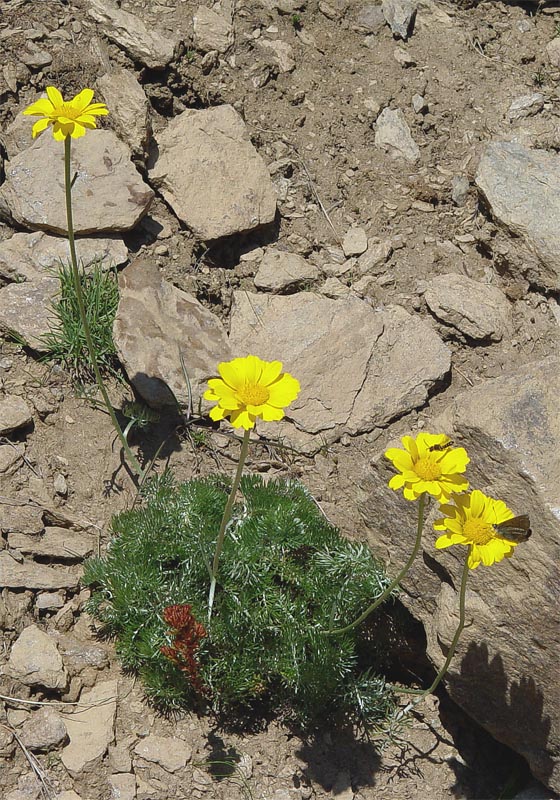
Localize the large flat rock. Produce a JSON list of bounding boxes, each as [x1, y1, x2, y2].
[[0, 551, 81, 589], [148, 105, 277, 240], [0, 130, 153, 235], [0, 277, 59, 353], [113, 256, 232, 407], [62, 678, 118, 775], [228, 291, 450, 453], [476, 141, 560, 290]]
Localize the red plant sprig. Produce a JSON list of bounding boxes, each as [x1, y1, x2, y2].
[[160, 604, 208, 695]]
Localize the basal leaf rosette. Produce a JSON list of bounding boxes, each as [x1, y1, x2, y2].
[[434, 489, 520, 569], [23, 86, 108, 141], [204, 354, 300, 431], [385, 432, 469, 502]]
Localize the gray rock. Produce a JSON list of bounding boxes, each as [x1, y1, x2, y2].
[[21, 47, 52, 69], [382, 0, 417, 39], [0, 443, 24, 473], [412, 93, 427, 113], [109, 773, 136, 800], [451, 175, 470, 207], [508, 93, 544, 122], [356, 240, 393, 275], [546, 37, 560, 68], [56, 634, 110, 674], [354, 4, 386, 34], [134, 734, 192, 773], [476, 141, 560, 290], [0, 727, 15, 758], [254, 249, 319, 292], [8, 527, 96, 560], [97, 68, 151, 157], [0, 130, 154, 235], [148, 105, 277, 240], [424, 273, 511, 341], [394, 46, 416, 67], [258, 39, 296, 73], [193, 6, 234, 53], [0, 232, 128, 283], [87, 0, 176, 68], [375, 108, 420, 162], [0, 551, 81, 589], [20, 708, 68, 752], [228, 291, 450, 453], [320, 277, 352, 298], [361, 356, 560, 794], [342, 227, 368, 257], [7, 624, 68, 690], [35, 591, 65, 610], [0, 505, 44, 535], [0, 396, 33, 434], [0, 277, 59, 353], [113, 256, 232, 408], [62, 678, 118, 775]]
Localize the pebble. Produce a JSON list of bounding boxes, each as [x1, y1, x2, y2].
[[342, 227, 368, 257]]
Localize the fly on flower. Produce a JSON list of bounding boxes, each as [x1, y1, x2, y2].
[[493, 515, 532, 543], [429, 440, 455, 452]]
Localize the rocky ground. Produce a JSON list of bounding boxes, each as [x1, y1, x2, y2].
[[0, 0, 559, 799]]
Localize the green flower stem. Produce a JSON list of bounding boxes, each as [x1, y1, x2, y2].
[[394, 550, 470, 708], [326, 493, 426, 636], [207, 427, 251, 619], [63, 137, 143, 480]]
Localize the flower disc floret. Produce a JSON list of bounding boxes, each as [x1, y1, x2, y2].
[[434, 489, 520, 569], [23, 86, 108, 141], [385, 432, 470, 502], [204, 355, 300, 430]]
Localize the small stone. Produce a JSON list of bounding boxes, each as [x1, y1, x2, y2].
[[451, 175, 470, 207], [320, 277, 352, 298], [412, 93, 427, 113], [134, 734, 192, 773], [546, 37, 560, 68], [193, 5, 234, 53], [56, 634, 110, 674], [36, 591, 65, 610], [0, 727, 15, 757], [425, 273, 511, 341], [21, 47, 52, 68], [0, 396, 33, 435], [342, 227, 368, 257], [508, 93, 544, 122], [0, 443, 24, 473], [382, 0, 417, 40], [393, 47, 415, 67], [97, 68, 151, 156], [109, 773, 136, 800], [259, 39, 296, 72], [53, 474, 68, 497], [375, 108, 420, 162], [8, 624, 68, 690], [0, 278, 59, 353], [154, 244, 169, 256], [20, 707, 68, 752], [254, 249, 319, 292], [354, 4, 385, 34]]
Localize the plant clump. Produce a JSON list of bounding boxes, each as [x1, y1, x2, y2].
[[83, 472, 395, 727]]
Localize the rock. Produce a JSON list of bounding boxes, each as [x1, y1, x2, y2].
[[394, 46, 416, 67], [508, 93, 544, 122], [0, 130, 154, 235], [258, 39, 296, 72], [331, 772, 354, 800], [375, 108, 420, 162], [0, 277, 59, 353], [254, 249, 319, 292], [546, 37, 560, 68], [21, 47, 52, 69], [35, 591, 65, 610], [356, 240, 393, 276], [56, 634, 110, 674], [97, 68, 151, 157], [320, 276, 352, 298], [362, 356, 560, 793], [0, 443, 24, 473], [113, 256, 232, 408], [193, 6, 233, 53], [7, 527, 96, 560], [382, 0, 417, 39], [62, 678, 118, 775], [109, 773, 136, 800], [134, 734, 192, 773], [56, 793, 83, 800], [20, 708, 68, 752], [229, 292, 450, 453], [0, 232, 128, 283], [412, 93, 427, 113], [354, 4, 386, 34], [0, 505, 44, 535], [475, 141, 560, 290], [148, 105, 277, 240], [451, 175, 470, 207], [342, 227, 368, 257], [7, 624, 68, 690], [424, 274, 511, 341], [0, 551, 81, 589], [0, 396, 33, 435], [87, 0, 176, 68], [0, 726, 15, 757]]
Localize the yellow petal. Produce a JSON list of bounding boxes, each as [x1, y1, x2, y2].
[[388, 474, 406, 490], [52, 126, 68, 141], [31, 117, 50, 138], [384, 448, 413, 471], [467, 547, 481, 569], [259, 360, 283, 386], [46, 86, 64, 107], [70, 122, 86, 139], [469, 490, 485, 519], [260, 405, 284, 422], [209, 405, 226, 422], [71, 88, 95, 111], [218, 358, 247, 390], [229, 408, 255, 429], [267, 373, 300, 407], [23, 98, 54, 116]]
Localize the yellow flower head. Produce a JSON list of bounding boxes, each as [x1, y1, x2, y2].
[[204, 355, 300, 431], [385, 432, 469, 502], [434, 489, 522, 569], [23, 86, 108, 141]]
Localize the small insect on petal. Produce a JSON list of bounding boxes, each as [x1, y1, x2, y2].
[[493, 515, 532, 543], [429, 440, 455, 452]]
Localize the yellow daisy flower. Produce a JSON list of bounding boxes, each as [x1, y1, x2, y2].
[[23, 86, 108, 141], [204, 355, 300, 431], [434, 489, 522, 569], [385, 432, 469, 502]]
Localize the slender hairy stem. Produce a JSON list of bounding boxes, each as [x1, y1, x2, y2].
[[208, 428, 251, 619], [63, 137, 143, 480], [394, 550, 470, 705], [326, 493, 427, 636]]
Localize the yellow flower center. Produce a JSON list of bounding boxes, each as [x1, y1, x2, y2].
[[463, 518, 494, 545], [57, 103, 81, 120], [414, 456, 442, 482], [238, 383, 270, 407]]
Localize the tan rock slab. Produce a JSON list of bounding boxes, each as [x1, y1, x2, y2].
[[20, 707, 68, 752], [62, 678, 118, 774], [0, 277, 59, 353], [193, 6, 234, 53], [375, 107, 420, 162], [8, 527, 96, 560], [134, 734, 192, 772], [0, 130, 154, 235], [97, 68, 151, 156], [113, 256, 232, 407], [148, 105, 277, 240], [254, 249, 319, 292], [0, 395, 33, 434], [0, 443, 24, 473], [0, 550, 81, 589], [8, 624, 68, 690]]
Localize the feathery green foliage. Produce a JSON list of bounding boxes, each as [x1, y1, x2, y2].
[[84, 473, 395, 726]]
